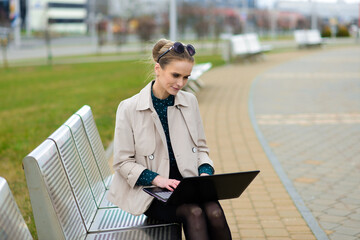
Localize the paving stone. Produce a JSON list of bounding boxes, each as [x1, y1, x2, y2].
[[319, 221, 340, 230], [329, 233, 359, 240], [341, 219, 360, 228], [252, 201, 275, 208], [324, 208, 351, 217], [239, 229, 265, 238], [333, 226, 360, 236], [242, 238, 267, 240], [260, 219, 285, 228], [238, 223, 263, 229], [306, 203, 330, 212], [267, 238, 292, 240], [283, 218, 309, 226], [290, 234, 317, 240], [349, 213, 360, 221], [318, 214, 347, 223], [286, 225, 317, 233], [341, 197, 360, 205], [233, 208, 257, 216], [263, 228, 290, 237], [236, 216, 260, 223]]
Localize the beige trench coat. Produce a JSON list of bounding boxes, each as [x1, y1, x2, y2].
[[107, 81, 213, 215]]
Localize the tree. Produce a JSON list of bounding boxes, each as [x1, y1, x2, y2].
[[0, 3, 10, 68], [227, 15, 242, 34], [178, 2, 198, 38], [194, 15, 209, 40], [113, 18, 128, 53], [136, 15, 156, 51], [96, 18, 107, 54], [213, 15, 225, 54], [0, 33, 9, 68]]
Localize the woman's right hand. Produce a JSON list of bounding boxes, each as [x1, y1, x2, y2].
[[152, 175, 180, 191]]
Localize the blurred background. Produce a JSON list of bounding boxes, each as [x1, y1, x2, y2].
[[0, 0, 359, 238], [0, 0, 359, 60]]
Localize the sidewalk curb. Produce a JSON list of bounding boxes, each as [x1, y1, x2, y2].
[[248, 73, 329, 240]]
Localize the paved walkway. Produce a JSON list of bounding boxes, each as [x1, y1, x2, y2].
[[196, 45, 360, 239], [251, 46, 360, 240]]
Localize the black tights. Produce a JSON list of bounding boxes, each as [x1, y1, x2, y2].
[[176, 202, 232, 240], [145, 200, 231, 240]]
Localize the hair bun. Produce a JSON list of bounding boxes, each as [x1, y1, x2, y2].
[[152, 39, 173, 62]]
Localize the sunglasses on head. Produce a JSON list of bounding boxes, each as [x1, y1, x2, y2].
[[157, 42, 196, 63]]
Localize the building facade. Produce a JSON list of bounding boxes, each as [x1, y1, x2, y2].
[[28, 0, 87, 33]]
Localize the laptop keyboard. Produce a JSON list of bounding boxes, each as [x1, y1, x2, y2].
[[156, 191, 173, 200]]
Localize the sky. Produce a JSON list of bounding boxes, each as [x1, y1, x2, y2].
[[257, 0, 360, 8]]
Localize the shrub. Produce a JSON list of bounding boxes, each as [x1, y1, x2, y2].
[[336, 25, 350, 37], [321, 25, 331, 38]]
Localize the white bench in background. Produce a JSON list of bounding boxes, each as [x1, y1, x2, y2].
[[294, 29, 323, 48], [228, 33, 272, 62], [184, 62, 212, 94], [0, 177, 33, 240], [23, 105, 182, 240], [230, 34, 249, 59]]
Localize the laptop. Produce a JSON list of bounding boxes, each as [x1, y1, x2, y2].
[[143, 170, 259, 205]]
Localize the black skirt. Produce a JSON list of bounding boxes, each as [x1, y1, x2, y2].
[[144, 162, 183, 222]]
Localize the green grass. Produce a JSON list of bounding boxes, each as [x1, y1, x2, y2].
[[0, 53, 225, 238]]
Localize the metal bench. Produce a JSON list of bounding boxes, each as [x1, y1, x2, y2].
[[24, 139, 181, 239], [228, 33, 272, 62], [294, 29, 323, 48], [230, 34, 249, 60], [0, 177, 33, 240], [23, 106, 182, 239], [184, 62, 212, 94], [244, 33, 262, 56], [190, 62, 212, 88], [244, 33, 273, 55]]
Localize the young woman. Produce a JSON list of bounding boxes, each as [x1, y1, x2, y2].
[[108, 39, 232, 240]]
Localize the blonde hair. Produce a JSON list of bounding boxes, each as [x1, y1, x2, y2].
[[152, 39, 194, 68]]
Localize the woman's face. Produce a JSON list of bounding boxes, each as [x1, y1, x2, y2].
[[153, 60, 194, 99]]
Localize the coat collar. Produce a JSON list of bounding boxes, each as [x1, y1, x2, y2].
[[136, 80, 190, 111]]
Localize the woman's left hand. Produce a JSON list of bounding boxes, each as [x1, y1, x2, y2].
[[152, 175, 180, 191], [200, 173, 209, 176]]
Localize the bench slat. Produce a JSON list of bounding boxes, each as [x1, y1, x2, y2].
[[65, 115, 110, 209], [90, 208, 148, 232], [0, 177, 33, 240], [76, 106, 113, 189], [86, 225, 181, 240], [49, 126, 98, 230], [23, 140, 87, 240]]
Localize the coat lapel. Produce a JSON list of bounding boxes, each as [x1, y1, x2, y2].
[[169, 105, 198, 146]]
